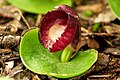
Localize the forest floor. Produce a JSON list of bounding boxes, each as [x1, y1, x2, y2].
[[0, 0, 120, 80]]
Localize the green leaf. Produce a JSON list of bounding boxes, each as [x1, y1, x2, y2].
[[83, 10, 93, 17], [7, 0, 72, 14], [92, 23, 100, 32], [108, 0, 120, 20], [20, 28, 98, 78]]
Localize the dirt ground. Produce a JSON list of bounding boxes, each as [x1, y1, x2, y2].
[[0, 0, 120, 80]]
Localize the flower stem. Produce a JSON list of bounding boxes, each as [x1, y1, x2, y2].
[[61, 46, 74, 62]]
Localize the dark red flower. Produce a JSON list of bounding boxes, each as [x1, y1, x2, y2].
[[38, 5, 80, 52]]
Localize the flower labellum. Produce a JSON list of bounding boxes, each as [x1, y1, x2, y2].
[[39, 5, 80, 52]]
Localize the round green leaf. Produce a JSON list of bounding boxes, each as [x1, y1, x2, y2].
[[20, 28, 98, 78], [108, 0, 120, 20], [7, 0, 72, 14]]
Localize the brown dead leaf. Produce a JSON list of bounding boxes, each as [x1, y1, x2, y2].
[[9, 20, 20, 32], [0, 17, 13, 24], [104, 47, 120, 56], [0, 49, 12, 54], [8, 64, 23, 77], [112, 38, 120, 46], [0, 6, 27, 32], [104, 24, 120, 34], [87, 37, 99, 49], [19, 70, 31, 80], [0, 35, 20, 48], [94, 10, 116, 23], [0, 30, 15, 35], [72, 38, 87, 58], [76, 37, 86, 50], [4, 61, 14, 74], [0, 19, 25, 32], [0, 6, 21, 19], [95, 53, 109, 71], [48, 76, 58, 80], [108, 57, 118, 66], [32, 75, 41, 80], [73, 0, 83, 5], [76, 3, 102, 13]]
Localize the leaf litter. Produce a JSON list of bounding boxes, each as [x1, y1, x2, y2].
[[0, 0, 120, 80]]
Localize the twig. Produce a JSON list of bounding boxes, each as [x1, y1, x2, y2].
[[81, 27, 89, 33], [18, 10, 31, 29], [81, 33, 116, 37], [35, 14, 42, 27], [89, 74, 111, 78]]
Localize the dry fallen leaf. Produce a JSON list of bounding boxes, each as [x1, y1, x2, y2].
[[8, 64, 23, 77], [32, 75, 41, 80], [0, 35, 20, 48], [0, 49, 12, 54], [94, 10, 116, 23], [73, 0, 83, 5], [0, 5, 26, 32], [104, 47, 120, 56], [4, 61, 14, 74], [87, 37, 99, 49], [111, 38, 120, 46], [76, 3, 103, 13], [95, 53, 109, 71], [0, 6, 21, 19], [104, 24, 120, 34]]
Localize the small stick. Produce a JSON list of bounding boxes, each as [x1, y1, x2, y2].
[[89, 74, 111, 78], [18, 10, 31, 29], [35, 14, 42, 27], [81, 27, 89, 33], [81, 33, 116, 37]]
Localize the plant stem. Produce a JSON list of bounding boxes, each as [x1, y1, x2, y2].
[[61, 46, 74, 62]]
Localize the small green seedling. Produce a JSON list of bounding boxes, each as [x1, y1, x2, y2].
[[83, 10, 93, 17], [92, 23, 100, 32]]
